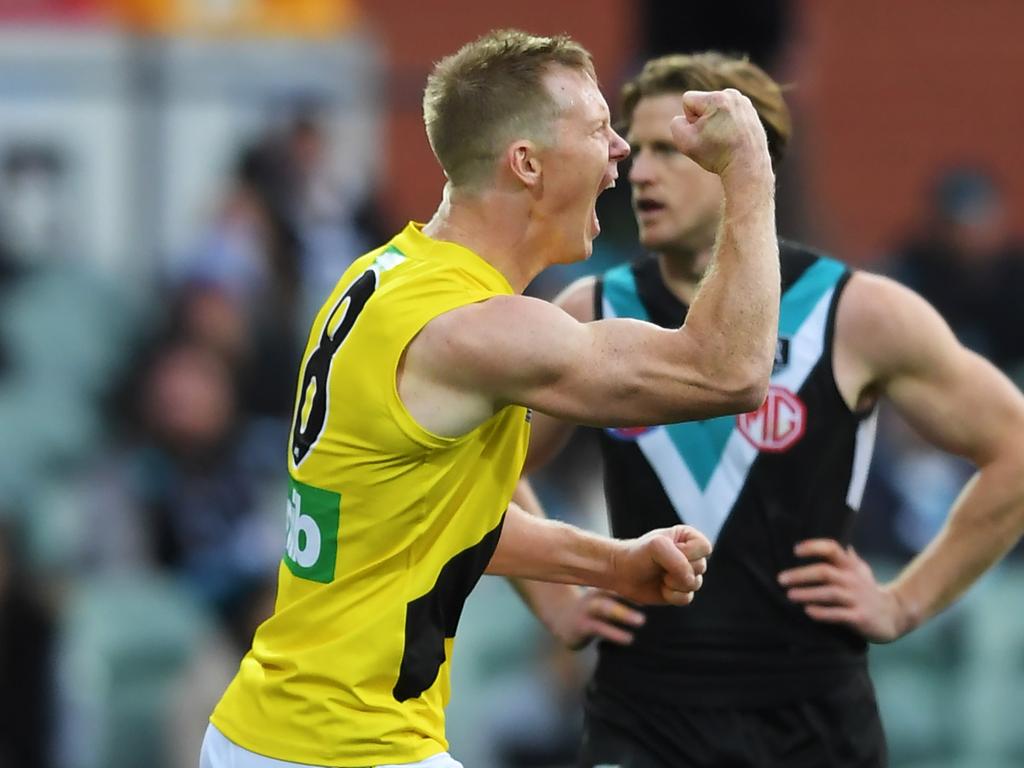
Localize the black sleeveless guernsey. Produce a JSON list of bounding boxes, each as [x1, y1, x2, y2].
[[590, 241, 878, 709]]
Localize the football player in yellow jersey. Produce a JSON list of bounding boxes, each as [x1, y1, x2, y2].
[[203, 29, 780, 768]]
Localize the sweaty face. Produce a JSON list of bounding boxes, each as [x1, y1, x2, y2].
[[535, 67, 630, 264], [628, 93, 724, 255]]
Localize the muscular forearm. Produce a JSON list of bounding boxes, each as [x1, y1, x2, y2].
[[487, 501, 619, 588], [683, 172, 779, 399], [888, 457, 1024, 633], [491, 481, 708, 607]]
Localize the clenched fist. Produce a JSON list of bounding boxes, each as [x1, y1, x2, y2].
[[610, 524, 712, 606], [669, 88, 773, 183]]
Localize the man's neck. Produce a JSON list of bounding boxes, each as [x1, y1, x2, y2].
[[422, 184, 543, 294], [656, 247, 712, 306]]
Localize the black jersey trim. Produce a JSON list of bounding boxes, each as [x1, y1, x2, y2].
[[778, 239, 820, 290], [633, 257, 684, 326], [392, 513, 506, 702]]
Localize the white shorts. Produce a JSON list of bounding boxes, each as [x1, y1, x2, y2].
[[199, 724, 464, 768]]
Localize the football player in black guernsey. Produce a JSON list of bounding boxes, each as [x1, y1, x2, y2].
[[509, 53, 1024, 768]]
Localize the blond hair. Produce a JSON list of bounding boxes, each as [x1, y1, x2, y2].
[[423, 29, 595, 188], [620, 52, 792, 169]]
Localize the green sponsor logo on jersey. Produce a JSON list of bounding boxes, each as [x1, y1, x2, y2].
[[284, 477, 340, 583]]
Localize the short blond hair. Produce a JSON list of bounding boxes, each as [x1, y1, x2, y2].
[[423, 29, 595, 188], [620, 52, 792, 170]]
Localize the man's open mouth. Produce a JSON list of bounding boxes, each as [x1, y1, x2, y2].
[[635, 199, 665, 213]]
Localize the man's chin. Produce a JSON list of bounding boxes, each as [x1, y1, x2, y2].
[[566, 242, 591, 264], [639, 227, 707, 256], [637, 229, 666, 252], [571, 239, 594, 264]]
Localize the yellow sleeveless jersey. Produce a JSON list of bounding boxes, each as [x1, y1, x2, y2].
[[211, 223, 530, 765]]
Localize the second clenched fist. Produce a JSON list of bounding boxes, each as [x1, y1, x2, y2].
[[613, 524, 712, 606]]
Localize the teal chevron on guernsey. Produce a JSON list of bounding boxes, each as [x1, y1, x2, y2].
[[601, 257, 847, 543], [779, 258, 846, 337], [602, 263, 650, 323], [661, 416, 736, 491]]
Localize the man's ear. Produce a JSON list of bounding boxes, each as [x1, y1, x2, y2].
[[507, 140, 542, 189]]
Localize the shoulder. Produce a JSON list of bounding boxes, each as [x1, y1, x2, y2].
[[417, 294, 552, 343], [835, 271, 957, 379], [838, 271, 934, 336], [551, 275, 598, 323], [411, 294, 580, 381]]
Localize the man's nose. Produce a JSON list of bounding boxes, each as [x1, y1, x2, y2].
[[609, 128, 630, 162], [629, 149, 654, 185]]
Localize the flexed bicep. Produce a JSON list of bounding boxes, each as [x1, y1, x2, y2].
[[405, 291, 767, 434]]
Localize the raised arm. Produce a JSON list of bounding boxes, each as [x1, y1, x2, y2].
[[780, 272, 1024, 641], [513, 283, 652, 647], [403, 90, 778, 437]]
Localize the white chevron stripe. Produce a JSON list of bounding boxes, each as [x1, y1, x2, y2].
[[846, 409, 878, 509], [701, 429, 760, 541], [634, 426, 706, 528], [772, 288, 832, 393], [601, 296, 617, 324]]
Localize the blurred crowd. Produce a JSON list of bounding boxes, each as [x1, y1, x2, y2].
[[0, 2, 1023, 768], [0, 104, 390, 766]]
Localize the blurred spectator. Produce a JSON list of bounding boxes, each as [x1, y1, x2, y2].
[[0, 515, 55, 768], [171, 282, 250, 367], [176, 141, 303, 419], [130, 339, 281, 613], [177, 113, 387, 419], [79, 338, 281, 617], [886, 167, 1024, 380], [282, 112, 391, 318]]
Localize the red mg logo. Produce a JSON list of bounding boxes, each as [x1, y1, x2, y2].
[[737, 386, 806, 453]]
